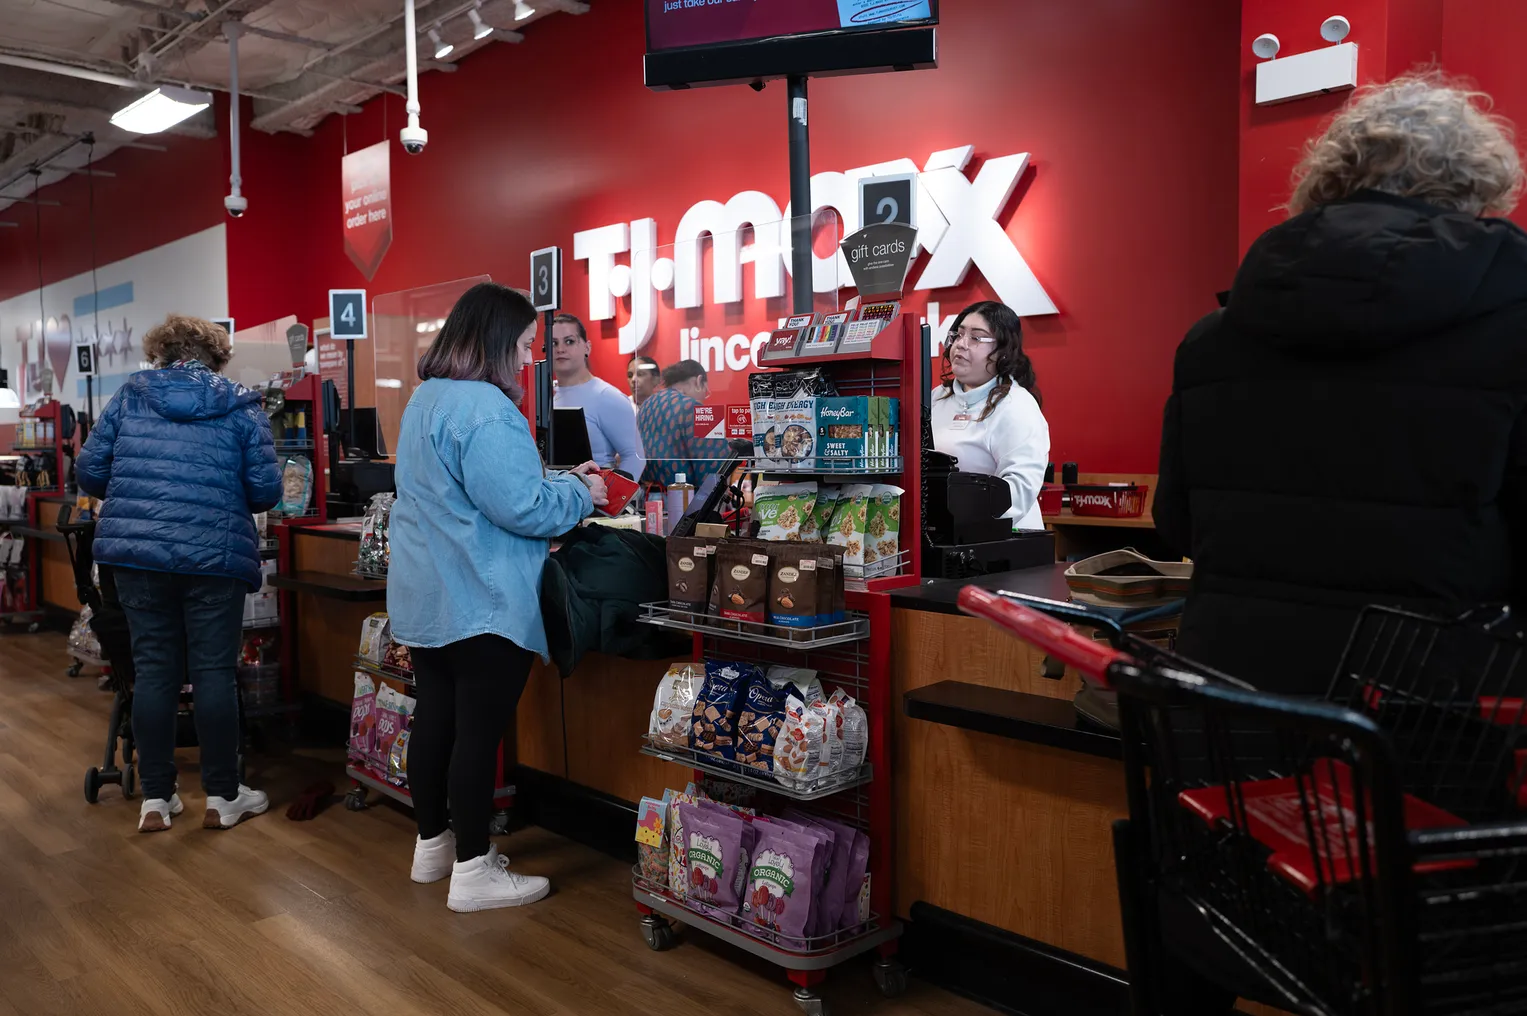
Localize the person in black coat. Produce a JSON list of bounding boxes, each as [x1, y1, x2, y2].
[[1156, 73, 1527, 698]]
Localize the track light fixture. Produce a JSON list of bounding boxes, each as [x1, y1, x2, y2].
[[468, 6, 492, 40], [428, 26, 453, 60]]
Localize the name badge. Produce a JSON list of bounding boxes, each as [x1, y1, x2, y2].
[[949, 412, 973, 431]]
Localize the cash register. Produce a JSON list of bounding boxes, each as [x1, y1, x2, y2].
[[921, 443, 1054, 578]]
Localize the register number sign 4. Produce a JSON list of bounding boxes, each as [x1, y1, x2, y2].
[[647, 0, 935, 52]]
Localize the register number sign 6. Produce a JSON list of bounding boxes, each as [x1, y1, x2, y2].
[[647, 0, 935, 53]]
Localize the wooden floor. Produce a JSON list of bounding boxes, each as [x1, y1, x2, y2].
[[0, 631, 987, 1016]]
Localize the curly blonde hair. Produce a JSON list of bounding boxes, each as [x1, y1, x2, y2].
[[1289, 73, 1524, 217], [142, 314, 233, 371]]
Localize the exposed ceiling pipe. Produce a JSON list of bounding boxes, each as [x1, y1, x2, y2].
[[224, 22, 246, 217], [0, 133, 92, 201], [0, 53, 143, 91], [100, 0, 203, 20], [399, 0, 428, 154]]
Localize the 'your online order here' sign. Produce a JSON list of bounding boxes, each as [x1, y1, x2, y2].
[[342, 141, 393, 281]]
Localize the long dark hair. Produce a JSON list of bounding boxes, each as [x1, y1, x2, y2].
[[417, 282, 536, 400], [938, 300, 1041, 420]]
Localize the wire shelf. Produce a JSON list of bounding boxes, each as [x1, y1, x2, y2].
[[749, 457, 905, 476], [270, 506, 320, 519], [354, 564, 389, 581], [242, 616, 281, 631], [273, 440, 315, 453], [640, 738, 871, 801], [11, 445, 54, 453], [353, 655, 415, 686], [844, 550, 910, 591], [632, 867, 898, 965], [637, 602, 869, 649]]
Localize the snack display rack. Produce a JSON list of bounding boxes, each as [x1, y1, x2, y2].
[[3, 400, 67, 629], [630, 315, 925, 1014], [346, 655, 515, 829]]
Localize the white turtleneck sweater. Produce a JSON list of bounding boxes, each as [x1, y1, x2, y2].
[[929, 376, 1050, 532]]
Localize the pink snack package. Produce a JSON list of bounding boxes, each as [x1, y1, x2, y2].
[[744, 822, 826, 946], [349, 672, 377, 761], [679, 804, 756, 918], [372, 685, 414, 771], [784, 810, 856, 934]]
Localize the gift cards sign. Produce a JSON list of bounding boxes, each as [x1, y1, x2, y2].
[[841, 223, 919, 299]]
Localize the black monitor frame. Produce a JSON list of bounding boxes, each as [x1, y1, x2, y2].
[[645, 26, 937, 90]]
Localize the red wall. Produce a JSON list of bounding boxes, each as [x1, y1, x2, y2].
[[4, 0, 1245, 473], [286, 0, 1243, 473]]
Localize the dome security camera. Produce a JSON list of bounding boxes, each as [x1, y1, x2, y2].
[[224, 193, 247, 218], [400, 124, 428, 155], [1321, 15, 1351, 43], [1251, 33, 1281, 59]]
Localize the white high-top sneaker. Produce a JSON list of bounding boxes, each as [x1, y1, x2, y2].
[[138, 793, 184, 833], [412, 829, 457, 884], [447, 846, 550, 912], [202, 785, 269, 829]]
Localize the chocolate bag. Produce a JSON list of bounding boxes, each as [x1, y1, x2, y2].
[[666, 537, 714, 613], [735, 675, 788, 774], [767, 545, 821, 629], [716, 542, 771, 625]]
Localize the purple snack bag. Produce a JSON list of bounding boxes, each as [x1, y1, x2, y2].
[[839, 829, 871, 930], [761, 817, 833, 938], [679, 804, 752, 917], [744, 822, 822, 945], [784, 810, 855, 933]]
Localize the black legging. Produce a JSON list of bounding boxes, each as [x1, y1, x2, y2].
[[408, 634, 533, 862]]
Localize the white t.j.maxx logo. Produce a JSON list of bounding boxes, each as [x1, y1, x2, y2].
[[573, 145, 1057, 356]]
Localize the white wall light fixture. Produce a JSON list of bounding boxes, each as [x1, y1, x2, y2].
[[1254, 16, 1358, 105], [468, 5, 493, 39], [109, 84, 212, 134]]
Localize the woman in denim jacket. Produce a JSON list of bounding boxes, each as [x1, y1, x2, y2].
[[388, 282, 607, 912]]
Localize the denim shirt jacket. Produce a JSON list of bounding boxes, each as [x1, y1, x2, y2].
[[387, 378, 594, 660]]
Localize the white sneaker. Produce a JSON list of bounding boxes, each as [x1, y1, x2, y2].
[[138, 794, 184, 833], [202, 785, 269, 830], [412, 829, 457, 884], [447, 846, 550, 912]]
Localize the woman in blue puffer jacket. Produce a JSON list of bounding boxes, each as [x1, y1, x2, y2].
[[77, 314, 282, 834]]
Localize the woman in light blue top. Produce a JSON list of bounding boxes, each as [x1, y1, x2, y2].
[[388, 282, 607, 913]]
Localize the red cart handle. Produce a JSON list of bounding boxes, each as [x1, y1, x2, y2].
[[957, 586, 1130, 686]]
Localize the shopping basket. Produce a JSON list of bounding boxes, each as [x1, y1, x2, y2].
[[959, 587, 1527, 1016]]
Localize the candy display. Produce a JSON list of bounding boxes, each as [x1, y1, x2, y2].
[[357, 492, 394, 576], [275, 454, 314, 515]]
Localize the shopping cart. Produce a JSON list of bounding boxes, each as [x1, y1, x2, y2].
[[57, 505, 246, 804], [958, 587, 1527, 1016]]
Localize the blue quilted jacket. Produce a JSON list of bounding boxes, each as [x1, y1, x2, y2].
[[77, 364, 283, 590]]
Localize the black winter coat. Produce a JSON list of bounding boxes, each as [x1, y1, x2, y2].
[[1156, 191, 1527, 694]]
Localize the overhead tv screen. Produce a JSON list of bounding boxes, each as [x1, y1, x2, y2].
[[647, 0, 938, 54]]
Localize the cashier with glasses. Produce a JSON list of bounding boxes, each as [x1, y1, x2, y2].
[[929, 301, 1050, 531]]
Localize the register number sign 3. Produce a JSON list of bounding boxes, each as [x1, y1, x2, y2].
[[647, 0, 934, 51]]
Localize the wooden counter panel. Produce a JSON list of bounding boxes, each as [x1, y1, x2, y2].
[[563, 654, 692, 803], [892, 607, 1127, 968], [290, 531, 378, 704], [518, 660, 567, 777], [35, 501, 81, 613]]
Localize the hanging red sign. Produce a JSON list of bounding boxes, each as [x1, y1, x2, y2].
[[341, 141, 392, 280]]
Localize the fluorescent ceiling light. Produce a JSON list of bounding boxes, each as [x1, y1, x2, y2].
[[468, 8, 493, 40], [428, 27, 453, 60], [109, 84, 212, 134], [514, 2, 535, 21]]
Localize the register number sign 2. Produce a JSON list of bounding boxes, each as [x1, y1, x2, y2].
[[648, 0, 933, 52]]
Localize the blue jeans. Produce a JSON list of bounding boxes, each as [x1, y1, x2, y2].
[[115, 568, 246, 800]]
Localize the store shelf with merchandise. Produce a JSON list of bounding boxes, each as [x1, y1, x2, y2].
[[626, 313, 927, 1010]]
